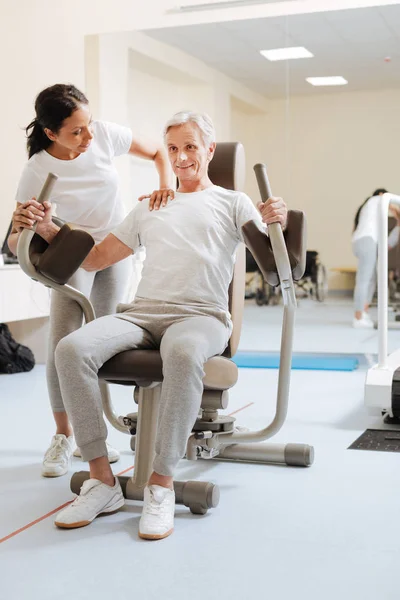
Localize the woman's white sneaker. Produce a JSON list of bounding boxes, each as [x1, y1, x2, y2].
[[362, 311, 373, 322], [139, 485, 175, 540], [73, 442, 120, 464], [353, 316, 374, 329], [55, 478, 125, 529], [42, 434, 75, 478]]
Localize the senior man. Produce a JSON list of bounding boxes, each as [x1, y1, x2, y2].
[[24, 111, 287, 540]]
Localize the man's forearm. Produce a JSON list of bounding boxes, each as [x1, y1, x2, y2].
[[81, 234, 133, 272], [81, 245, 105, 272]]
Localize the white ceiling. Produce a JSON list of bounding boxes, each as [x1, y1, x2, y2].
[[144, 5, 400, 98]]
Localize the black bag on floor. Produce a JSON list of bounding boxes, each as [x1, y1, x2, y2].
[[0, 323, 35, 374]]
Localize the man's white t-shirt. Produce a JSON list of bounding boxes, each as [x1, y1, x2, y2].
[[15, 121, 132, 242], [112, 185, 265, 316]]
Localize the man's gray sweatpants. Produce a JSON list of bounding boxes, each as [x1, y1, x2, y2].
[[54, 299, 230, 477]]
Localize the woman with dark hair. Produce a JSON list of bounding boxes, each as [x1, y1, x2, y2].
[[353, 189, 388, 233], [352, 188, 400, 328], [8, 83, 173, 477]]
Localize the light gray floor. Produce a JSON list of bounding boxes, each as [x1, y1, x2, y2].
[[0, 297, 399, 600], [240, 296, 399, 355]]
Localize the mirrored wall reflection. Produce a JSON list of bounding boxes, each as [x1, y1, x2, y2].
[[140, 17, 292, 205], [142, 6, 400, 299]]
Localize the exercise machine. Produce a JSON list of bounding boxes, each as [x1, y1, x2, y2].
[[365, 192, 400, 424], [17, 143, 314, 515]]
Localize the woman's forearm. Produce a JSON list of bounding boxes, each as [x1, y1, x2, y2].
[[8, 222, 61, 257], [7, 230, 20, 256], [154, 147, 173, 189]]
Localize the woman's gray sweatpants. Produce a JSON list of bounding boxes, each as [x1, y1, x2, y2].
[[352, 237, 378, 312], [54, 299, 231, 477], [47, 258, 132, 412]]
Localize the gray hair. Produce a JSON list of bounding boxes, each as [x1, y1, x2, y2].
[[163, 111, 216, 146]]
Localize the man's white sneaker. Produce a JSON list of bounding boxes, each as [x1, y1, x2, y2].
[[73, 442, 120, 464], [55, 478, 125, 529], [353, 316, 374, 329], [42, 434, 75, 478], [139, 485, 175, 540]]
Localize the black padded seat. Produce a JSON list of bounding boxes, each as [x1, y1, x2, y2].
[[98, 350, 238, 390]]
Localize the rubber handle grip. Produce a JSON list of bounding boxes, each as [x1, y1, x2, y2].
[[253, 163, 272, 203], [37, 172, 58, 205]]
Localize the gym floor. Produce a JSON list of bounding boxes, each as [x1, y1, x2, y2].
[[0, 297, 398, 600]]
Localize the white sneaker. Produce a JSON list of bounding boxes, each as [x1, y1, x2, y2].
[[139, 485, 175, 540], [42, 434, 75, 478], [55, 478, 125, 529], [362, 312, 373, 322], [353, 316, 374, 329], [73, 442, 120, 464]]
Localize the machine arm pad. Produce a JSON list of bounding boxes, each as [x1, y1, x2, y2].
[[29, 224, 95, 285], [242, 210, 307, 286]]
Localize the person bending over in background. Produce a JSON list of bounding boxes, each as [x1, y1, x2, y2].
[[352, 188, 400, 328]]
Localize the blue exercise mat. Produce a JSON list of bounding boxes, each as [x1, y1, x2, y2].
[[233, 352, 359, 371]]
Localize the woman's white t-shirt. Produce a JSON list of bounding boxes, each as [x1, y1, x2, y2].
[[352, 195, 400, 248], [352, 196, 380, 244], [15, 121, 132, 242]]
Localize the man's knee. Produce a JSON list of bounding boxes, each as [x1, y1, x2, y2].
[[55, 331, 87, 370], [163, 337, 205, 373]]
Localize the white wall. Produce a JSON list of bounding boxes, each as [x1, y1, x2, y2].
[[234, 88, 400, 289], [119, 32, 400, 292], [1, 0, 397, 235], [2, 0, 291, 244], [0, 14, 268, 244], [127, 68, 209, 202], [0, 1, 164, 242], [230, 98, 266, 202], [2, 0, 399, 290], [84, 30, 269, 299], [106, 31, 268, 209], [127, 54, 216, 203]]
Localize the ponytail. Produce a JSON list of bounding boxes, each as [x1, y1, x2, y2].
[[353, 188, 388, 232], [353, 198, 369, 232], [26, 118, 51, 158]]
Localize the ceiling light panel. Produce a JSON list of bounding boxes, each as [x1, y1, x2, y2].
[[260, 46, 314, 61]]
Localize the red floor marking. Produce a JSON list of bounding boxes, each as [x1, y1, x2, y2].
[[1, 401, 254, 544], [0, 500, 72, 544], [115, 464, 135, 477], [0, 464, 135, 545], [229, 402, 255, 416]]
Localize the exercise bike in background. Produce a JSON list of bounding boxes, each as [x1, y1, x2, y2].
[[246, 248, 327, 305], [295, 250, 328, 302], [245, 248, 280, 305]]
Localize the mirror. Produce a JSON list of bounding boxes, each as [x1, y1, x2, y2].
[[85, 5, 400, 353], [140, 7, 400, 341]]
